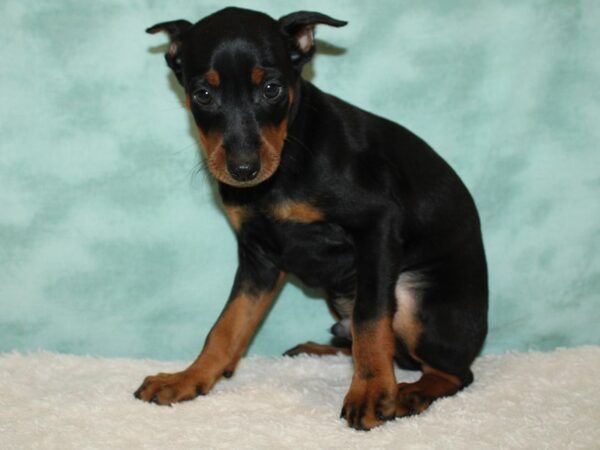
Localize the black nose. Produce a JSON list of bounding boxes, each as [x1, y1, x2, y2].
[[228, 160, 260, 182]]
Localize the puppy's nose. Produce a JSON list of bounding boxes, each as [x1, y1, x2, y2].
[[228, 160, 260, 182]]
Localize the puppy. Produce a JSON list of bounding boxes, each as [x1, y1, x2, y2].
[[135, 7, 488, 431]]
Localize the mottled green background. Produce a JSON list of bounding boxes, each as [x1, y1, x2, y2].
[[1, 0, 598, 360]]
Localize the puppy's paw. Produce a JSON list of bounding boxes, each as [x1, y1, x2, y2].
[[133, 369, 214, 405], [341, 376, 397, 430], [395, 382, 433, 417], [395, 372, 462, 417]]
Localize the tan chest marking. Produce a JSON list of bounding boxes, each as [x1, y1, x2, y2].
[[270, 201, 325, 223], [223, 205, 249, 232]]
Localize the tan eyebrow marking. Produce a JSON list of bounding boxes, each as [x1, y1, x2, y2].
[[251, 67, 265, 85], [206, 69, 221, 87]]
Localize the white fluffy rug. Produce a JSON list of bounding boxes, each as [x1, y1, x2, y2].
[[1, 347, 599, 449]]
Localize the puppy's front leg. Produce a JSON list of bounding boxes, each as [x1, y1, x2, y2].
[[341, 215, 400, 430], [135, 250, 284, 405]]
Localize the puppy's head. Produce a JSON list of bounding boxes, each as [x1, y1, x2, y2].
[[147, 7, 346, 187]]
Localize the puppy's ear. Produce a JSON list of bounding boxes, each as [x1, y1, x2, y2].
[[278, 11, 347, 70], [146, 20, 192, 85]]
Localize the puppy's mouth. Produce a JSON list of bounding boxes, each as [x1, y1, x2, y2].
[[210, 146, 281, 188], [196, 121, 287, 188]]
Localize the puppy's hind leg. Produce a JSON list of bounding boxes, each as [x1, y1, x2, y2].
[[284, 289, 354, 357], [283, 340, 351, 357]]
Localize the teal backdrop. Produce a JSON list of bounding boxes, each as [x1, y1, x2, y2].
[[1, 0, 599, 360]]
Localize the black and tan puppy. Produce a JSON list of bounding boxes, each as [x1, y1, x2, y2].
[[135, 7, 488, 430]]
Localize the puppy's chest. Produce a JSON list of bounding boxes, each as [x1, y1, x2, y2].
[[274, 218, 355, 289], [223, 200, 326, 231], [225, 200, 356, 289]]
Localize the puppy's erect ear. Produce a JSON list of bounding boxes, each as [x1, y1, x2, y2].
[[146, 20, 192, 85], [279, 11, 347, 71]]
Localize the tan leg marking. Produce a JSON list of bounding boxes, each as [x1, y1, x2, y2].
[[396, 366, 461, 417], [391, 273, 464, 416], [342, 316, 397, 430], [134, 273, 286, 405], [283, 341, 351, 357]]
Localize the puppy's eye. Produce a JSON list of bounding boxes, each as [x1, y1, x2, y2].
[[193, 89, 212, 105], [263, 83, 283, 100]]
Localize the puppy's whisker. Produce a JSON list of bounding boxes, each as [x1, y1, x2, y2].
[[161, 142, 199, 159], [187, 159, 213, 186]]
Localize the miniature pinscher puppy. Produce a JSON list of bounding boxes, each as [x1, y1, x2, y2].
[[135, 7, 488, 431]]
